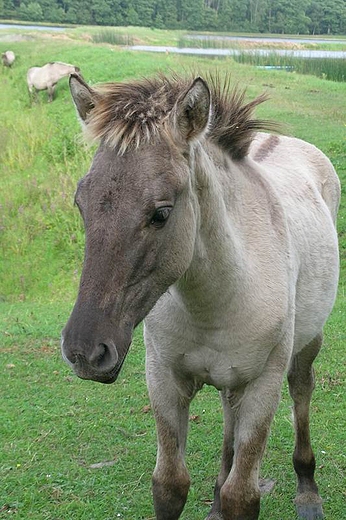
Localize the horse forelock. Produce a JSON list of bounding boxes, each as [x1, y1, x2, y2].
[[85, 73, 279, 159]]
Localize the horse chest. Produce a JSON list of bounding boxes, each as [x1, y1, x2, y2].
[[146, 291, 289, 390], [178, 340, 268, 390]]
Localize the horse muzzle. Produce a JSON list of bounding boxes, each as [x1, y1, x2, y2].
[[61, 335, 131, 384]]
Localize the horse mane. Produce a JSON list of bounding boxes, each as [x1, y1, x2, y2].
[[85, 72, 279, 160]]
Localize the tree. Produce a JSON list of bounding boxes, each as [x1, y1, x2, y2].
[[269, 0, 311, 34], [20, 1, 44, 20], [248, 0, 269, 31], [180, 0, 204, 30], [155, 0, 179, 29], [307, 0, 324, 34], [204, 5, 218, 30], [153, 11, 164, 28], [319, 0, 346, 34], [217, 0, 233, 31], [127, 5, 139, 24], [49, 6, 65, 21], [91, 0, 113, 24], [134, 0, 155, 27]]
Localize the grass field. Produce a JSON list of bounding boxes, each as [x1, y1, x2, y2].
[[0, 29, 345, 520]]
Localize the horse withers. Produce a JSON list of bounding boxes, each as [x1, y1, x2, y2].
[[27, 61, 80, 102], [61, 72, 340, 520]]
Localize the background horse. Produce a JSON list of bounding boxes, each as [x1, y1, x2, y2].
[[27, 61, 79, 102], [2, 50, 15, 67], [61, 72, 340, 520]]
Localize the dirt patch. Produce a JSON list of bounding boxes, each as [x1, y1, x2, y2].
[[50, 33, 73, 41], [238, 40, 308, 50], [0, 34, 34, 42]]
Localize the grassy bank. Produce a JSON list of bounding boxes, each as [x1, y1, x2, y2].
[[178, 33, 346, 52], [1, 37, 345, 302], [0, 36, 345, 519]]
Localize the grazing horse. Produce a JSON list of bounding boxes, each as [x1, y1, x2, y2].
[[27, 61, 80, 102], [2, 50, 15, 67], [61, 72, 340, 520]]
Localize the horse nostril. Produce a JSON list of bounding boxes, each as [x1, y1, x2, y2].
[[89, 342, 118, 371]]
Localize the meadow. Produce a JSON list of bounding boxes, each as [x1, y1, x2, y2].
[[0, 29, 345, 519]]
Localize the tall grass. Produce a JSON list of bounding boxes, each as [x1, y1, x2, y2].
[[92, 29, 134, 46], [234, 52, 346, 82], [178, 36, 346, 82], [0, 38, 180, 302], [178, 34, 346, 52]]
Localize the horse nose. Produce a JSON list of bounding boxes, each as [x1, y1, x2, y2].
[[61, 335, 119, 374], [88, 341, 119, 372]]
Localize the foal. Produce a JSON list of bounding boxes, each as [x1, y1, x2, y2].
[[62, 72, 339, 520]]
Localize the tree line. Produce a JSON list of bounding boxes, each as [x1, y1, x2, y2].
[[1, 0, 346, 35]]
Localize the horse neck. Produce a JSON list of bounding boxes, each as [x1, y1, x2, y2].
[[173, 142, 246, 323]]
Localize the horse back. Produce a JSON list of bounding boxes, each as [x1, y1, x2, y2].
[[250, 133, 340, 224]]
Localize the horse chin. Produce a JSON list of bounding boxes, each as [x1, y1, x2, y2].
[[77, 370, 119, 384]]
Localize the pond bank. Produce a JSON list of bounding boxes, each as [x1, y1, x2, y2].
[[129, 45, 346, 60]]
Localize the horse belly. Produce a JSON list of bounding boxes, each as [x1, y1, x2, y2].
[[30, 69, 48, 90]]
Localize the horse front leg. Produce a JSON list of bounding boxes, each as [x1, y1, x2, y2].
[[28, 85, 36, 105], [146, 357, 193, 520], [206, 389, 236, 520], [219, 344, 289, 520], [47, 84, 55, 102]]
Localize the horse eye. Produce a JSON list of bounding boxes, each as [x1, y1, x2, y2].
[[151, 207, 172, 227]]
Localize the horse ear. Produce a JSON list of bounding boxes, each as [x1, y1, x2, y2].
[[69, 73, 98, 125], [174, 77, 211, 142]]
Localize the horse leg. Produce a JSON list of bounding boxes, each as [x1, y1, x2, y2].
[[28, 85, 35, 104], [287, 334, 324, 519], [147, 359, 193, 520], [47, 84, 55, 102], [219, 343, 288, 520], [206, 389, 235, 520]]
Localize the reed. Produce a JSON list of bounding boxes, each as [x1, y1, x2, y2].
[[234, 52, 346, 82], [92, 29, 134, 46], [178, 36, 346, 82]]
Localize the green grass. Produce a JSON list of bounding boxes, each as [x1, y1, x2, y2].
[[0, 33, 345, 519], [1, 300, 345, 519]]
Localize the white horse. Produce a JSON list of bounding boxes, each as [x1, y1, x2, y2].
[[2, 50, 15, 67], [27, 61, 80, 102], [62, 72, 340, 520]]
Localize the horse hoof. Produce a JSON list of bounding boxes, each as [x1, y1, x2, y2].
[[296, 503, 324, 519], [259, 478, 276, 495]]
